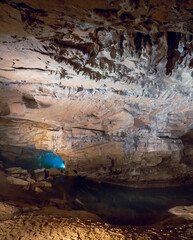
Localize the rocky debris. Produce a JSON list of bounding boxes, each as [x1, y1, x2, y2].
[[6, 167, 28, 175], [5, 167, 30, 180], [46, 168, 62, 177], [26, 177, 36, 184], [5, 167, 63, 192], [33, 168, 46, 181], [169, 205, 193, 221], [5, 167, 29, 185], [34, 186, 43, 193], [7, 176, 29, 187], [0, 202, 20, 221], [30, 180, 52, 193], [41, 181, 52, 188]]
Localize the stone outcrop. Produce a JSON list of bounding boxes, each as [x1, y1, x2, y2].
[[4, 165, 66, 192], [169, 205, 193, 221], [7, 176, 29, 187], [0, 0, 193, 186]]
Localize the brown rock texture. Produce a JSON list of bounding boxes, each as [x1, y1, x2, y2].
[[0, 203, 193, 240], [0, 0, 193, 186]]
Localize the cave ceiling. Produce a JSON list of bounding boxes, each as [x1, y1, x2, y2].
[[0, 0, 193, 186]]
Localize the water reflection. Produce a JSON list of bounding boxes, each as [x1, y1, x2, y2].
[[53, 177, 193, 225]]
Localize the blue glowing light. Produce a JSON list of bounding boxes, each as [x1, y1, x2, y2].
[[38, 152, 65, 169]]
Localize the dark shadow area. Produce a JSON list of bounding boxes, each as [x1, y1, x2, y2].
[[52, 176, 193, 226], [181, 128, 193, 167]]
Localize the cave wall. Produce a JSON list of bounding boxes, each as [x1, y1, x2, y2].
[[0, 0, 193, 186]]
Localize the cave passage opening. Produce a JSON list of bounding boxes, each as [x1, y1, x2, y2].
[[26, 151, 65, 170], [0, 146, 65, 170], [37, 152, 65, 169]]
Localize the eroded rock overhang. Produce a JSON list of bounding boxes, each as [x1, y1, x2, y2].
[[0, 0, 193, 186]]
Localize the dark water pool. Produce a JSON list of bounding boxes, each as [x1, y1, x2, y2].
[[51, 176, 193, 226]]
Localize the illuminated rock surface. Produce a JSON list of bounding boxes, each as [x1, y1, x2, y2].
[[0, 169, 193, 240], [0, 0, 193, 186], [0, 206, 193, 240]]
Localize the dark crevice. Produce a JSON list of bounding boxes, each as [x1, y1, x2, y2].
[[21, 13, 45, 25], [155, 32, 165, 40], [52, 39, 94, 55], [120, 12, 135, 21], [166, 32, 180, 75], [134, 32, 144, 55], [10, 2, 47, 16], [12, 67, 49, 72], [144, 34, 152, 46], [22, 95, 38, 109], [181, 129, 193, 144], [181, 129, 193, 166], [130, 0, 140, 9], [93, 8, 118, 19], [72, 127, 105, 134], [189, 58, 193, 68], [0, 68, 15, 71]]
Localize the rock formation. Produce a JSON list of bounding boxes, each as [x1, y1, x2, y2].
[[0, 0, 193, 186]]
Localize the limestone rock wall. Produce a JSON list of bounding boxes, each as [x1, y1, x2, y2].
[[0, 0, 193, 186]]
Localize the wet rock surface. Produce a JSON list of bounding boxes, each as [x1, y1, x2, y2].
[[169, 205, 193, 221], [0, 209, 192, 240], [0, 0, 193, 187], [1, 167, 193, 239], [0, 200, 193, 240]]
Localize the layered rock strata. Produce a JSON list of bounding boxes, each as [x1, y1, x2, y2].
[[0, 0, 193, 186]]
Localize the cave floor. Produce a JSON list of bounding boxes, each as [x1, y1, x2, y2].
[[0, 205, 193, 240], [0, 170, 193, 240]]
